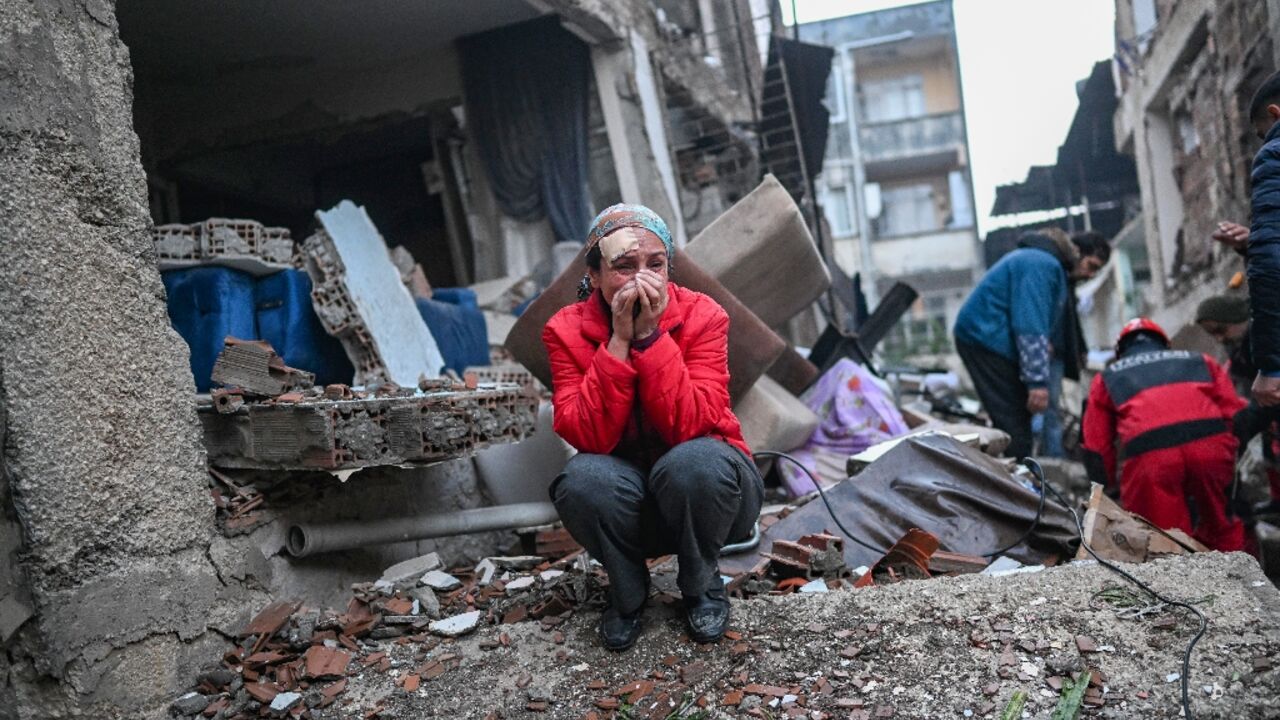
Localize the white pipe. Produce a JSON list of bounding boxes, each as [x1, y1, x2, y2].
[[287, 502, 561, 557]]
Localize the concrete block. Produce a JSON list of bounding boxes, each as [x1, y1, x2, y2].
[[380, 552, 442, 586], [734, 375, 820, 453], [153, 218, 296, 275], [198, 384, 538, 471], [684, 174, 830, 329], [303, 201, 446, 385]]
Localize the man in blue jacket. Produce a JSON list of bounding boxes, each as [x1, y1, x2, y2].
[[1247, 72, 1280, 408], [953, 229, 1108, 458]]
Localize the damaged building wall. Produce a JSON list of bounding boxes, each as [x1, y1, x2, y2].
[[0, 1, 228, 716], [1114, 0, 1275, 335]]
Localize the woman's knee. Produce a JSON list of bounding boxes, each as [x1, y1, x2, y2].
[[551, 454, 644, 512], [650, 439, 740, 500]]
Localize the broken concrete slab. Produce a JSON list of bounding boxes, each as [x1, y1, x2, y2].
[[198, 383, 537, 471], [421, 570, 461, 592], [303, 200, 446, 385], [504, 576, 537, 594], [407, 587, 441, 619], [210, 338, 315, 397], [429, 610, 482, 637], [380, 552, 442, 586], [268, 690, 302, 716]]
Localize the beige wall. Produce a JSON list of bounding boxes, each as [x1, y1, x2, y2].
[[855, 51, 961, 115]]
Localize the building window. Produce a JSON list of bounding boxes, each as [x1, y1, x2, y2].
[[860, 74, 925, 124], [1177, 113, 1200, 154], [822, 185, 855, 238], [825, 55, 847, 122], [878, 183, 937, 237]]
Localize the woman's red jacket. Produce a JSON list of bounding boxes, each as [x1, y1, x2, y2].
[[541, 283, 750, 466]]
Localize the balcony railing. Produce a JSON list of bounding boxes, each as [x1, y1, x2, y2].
[[859, 112, 964, 164]]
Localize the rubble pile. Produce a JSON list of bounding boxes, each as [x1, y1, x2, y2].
[[168, 550, 611, 720], [170, 552, 1280, 719]]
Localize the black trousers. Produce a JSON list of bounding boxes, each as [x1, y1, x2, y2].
[[550, 438, 763, 615], [957, 341, 1033, 459]]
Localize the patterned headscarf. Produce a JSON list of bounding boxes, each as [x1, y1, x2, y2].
[[577, 204, 674, 299]]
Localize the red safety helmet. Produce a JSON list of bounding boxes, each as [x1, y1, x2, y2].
[[1115, 317, 1169, 354]]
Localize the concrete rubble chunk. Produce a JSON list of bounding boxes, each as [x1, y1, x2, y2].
[[408, 587, 441, 618], [210, 338, 314, 397], [504, 576, 537, 595], [268, 691, 302, 715], [170, 691, 211, 716], [380, 552, 442, 586], [474, 558, 498, 586], [421, 570, 461, 592], [429, 610, 482, 637], [303, 200, 446, 385]]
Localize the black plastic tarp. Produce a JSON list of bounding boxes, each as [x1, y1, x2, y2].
[[723, 434, 1079, 573]]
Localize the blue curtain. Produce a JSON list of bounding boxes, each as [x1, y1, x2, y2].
[[458, 16, 592, 245]]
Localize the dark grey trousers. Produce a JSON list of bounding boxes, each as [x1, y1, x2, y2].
[[957, 340, 1033, 459], [550, 438, 763, 615]]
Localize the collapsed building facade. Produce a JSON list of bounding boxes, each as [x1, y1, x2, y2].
[[1111, 0, 1280, 340], [0, 1, 793, 717]]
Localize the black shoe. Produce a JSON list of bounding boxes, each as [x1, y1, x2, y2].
[[599, 606, 643, 651], [684, 586, 730, 644]]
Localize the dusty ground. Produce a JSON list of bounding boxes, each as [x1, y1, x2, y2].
[[307, 552, 1280, 719]]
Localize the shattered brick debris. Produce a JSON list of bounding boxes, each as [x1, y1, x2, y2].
[[153, 217, 299, 269], [198, 382, 538, 471], [208, 467, 268, 534], [763, 532, 850, 580], [211, 338, 316, 398], [169, 550, 609, 720]]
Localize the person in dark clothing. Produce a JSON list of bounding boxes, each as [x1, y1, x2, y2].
[[1246, 72, 1280, 407], [1082, 319, 1247, 552], [1197, 295, 1280, 516], [954, 228, 1108, 458]]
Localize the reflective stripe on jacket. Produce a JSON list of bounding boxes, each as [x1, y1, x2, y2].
[[1081, 349, 1244, 487]]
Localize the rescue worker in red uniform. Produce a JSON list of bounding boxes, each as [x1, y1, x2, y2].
[[1082, 318, 1247, 552]]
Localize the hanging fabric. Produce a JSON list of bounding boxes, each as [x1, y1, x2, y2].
[[458, 16, 592, 245]]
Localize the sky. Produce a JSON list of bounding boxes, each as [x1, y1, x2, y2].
[[782, 0, 1118, 236]]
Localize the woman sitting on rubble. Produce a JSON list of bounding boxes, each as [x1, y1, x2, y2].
[[542, 204, 763, 651]]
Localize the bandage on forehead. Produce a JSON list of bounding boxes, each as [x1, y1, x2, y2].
[[600, 230, 642, 266]]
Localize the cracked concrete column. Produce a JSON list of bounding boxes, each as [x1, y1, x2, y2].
[[590, 36, 687, 245], [0, 1, 221, 716]]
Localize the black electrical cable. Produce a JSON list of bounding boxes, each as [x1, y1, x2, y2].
[[1023, 458, 1206, 720], [752, 450, 885, 554], [981, 461, 1047, 558]]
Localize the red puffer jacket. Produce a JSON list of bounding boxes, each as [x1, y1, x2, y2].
[[542, 283, 750, 467]]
